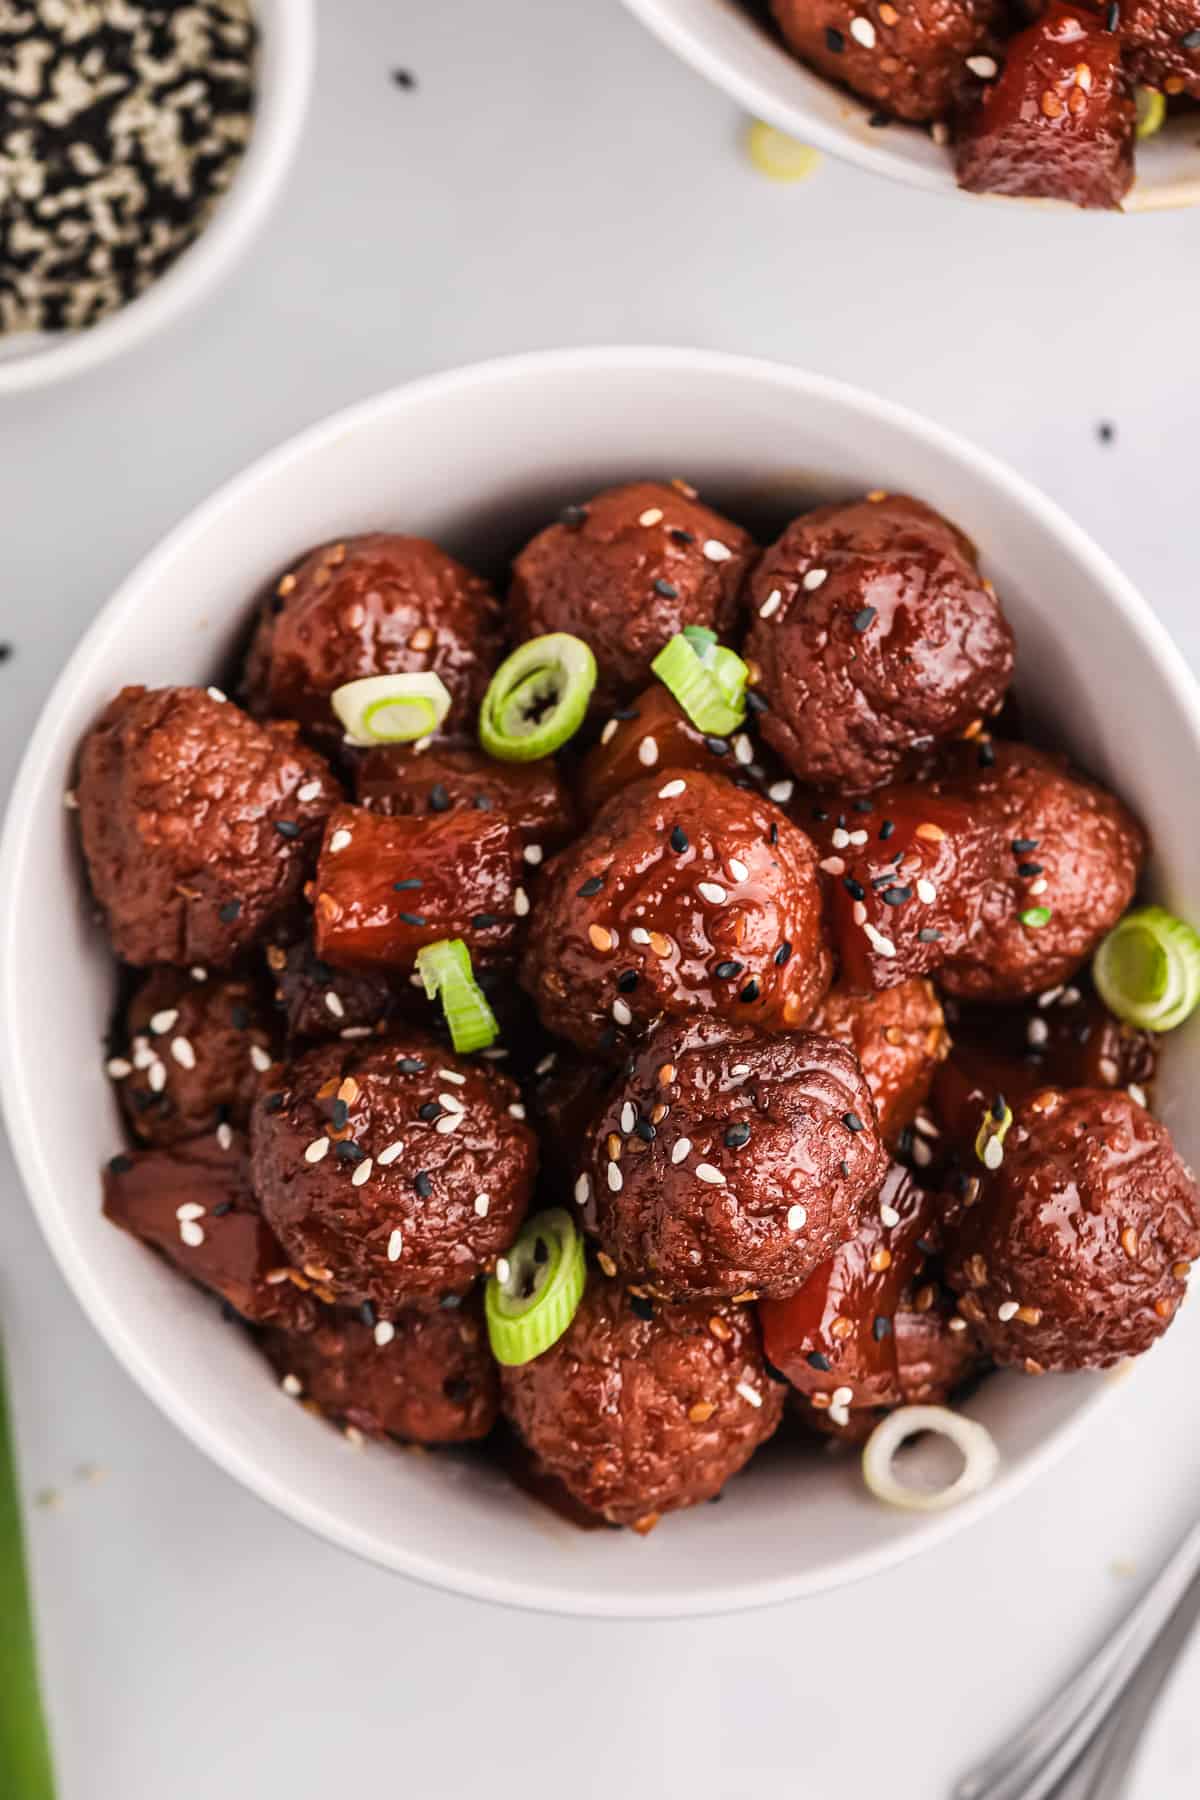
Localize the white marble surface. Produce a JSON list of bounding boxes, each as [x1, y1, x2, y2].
[[2, 1, 1199, 1795]]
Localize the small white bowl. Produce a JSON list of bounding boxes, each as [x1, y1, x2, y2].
[[0, 0, 315, 394], [3, 347, 1198, 1617], [623, 0, 1200, 210]]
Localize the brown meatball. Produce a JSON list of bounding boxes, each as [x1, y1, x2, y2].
[[576, 683, 759, 821], [759, 1165, 980, 1432], [102, 1135, 316, 1330], [250, 1037, 537, 1311], [944, 1088, 1200, 1371], [510, 481, 754, 713], [77, 687, 341, 967], [312, 803, 525, 974], [745, 495, 1013, 793], [955, 3, 1135, 209], [771, 0, 1003, 121], [811, 741, 1145, 1000], [356, 743, 575, 852], [243, 534, 503, 741], [1119, 0, 1200, 98], [521, 770, 831, 1056], [809, 978, 949, 1148], [262, 913, 403, 1043], [262, 1298, 498, 1444], [499, 1275, 784, 1527], [587, 1019, 888, 1302], [111, 967, 278, 1146]]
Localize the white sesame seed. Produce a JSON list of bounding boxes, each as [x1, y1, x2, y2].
[[912, 1137, 933, 1169], [831, 828, 851, 850], [63, 789, 79, 810], [1038, 986, 1065, 1007], [639, 507, 664, 526], [864, 923, 897, 958], [768, 780, 794, 804], [341, 1026, 374, 1040], [829, 1403, 850, 1429], [852, 901, 867, 926], [496, 1257, 510, 1284], [378, 1141, 405, 1166], [132, 1041, 155, 1070], [508, 1102, 527, 1120], [1099, 1056, 1120, 1085], [514, 887, 531, 917], [1027, 1018, 1049, 1047], [931, 120, 950, 146], [207, 686, 227, 704], [832, 1385, 854, 1407], [737, 1381, 764, 1408], [523, 843, 543, 865], [297, 780, 322, 802], [344, 1426, 366, 1449], [728, 857, 750, 883], [170, 1037, 196, 1070], [613, 998, 633, 1026], [1128, 1084, 1149, 1108], [304, 1137, 330, 1163], [803, 568, 829, 591], [671, 1138, 692, 1165], [281, 1374, 302, 1396], [659, 778, 687, 799], [321, 991, 345, 1020], [601, 719, 619, 746], [374, 1320, 395, 1347], [638, 736, 659, 767], [179, 1220, 205, 1248], [387, 1228, 404, 1261], [759, 589, 782, 620], [352, 1157, 374, 1187], [733, 734, 753, 766], [631, 927, 651, 945], [535, 1052, 558, 1076], [787, 1203, 808, 1231], [695, 1162, 726, 1185], [607, 1162, 623, 1192], [438, 1092, 465, 1113], [966, 53, 998, 76], [190, 967, 208, 982], [1061, 986, 1081, 1007], [820, 856, 846, 876], [474, 1193, 490, 1217], [436, 1112, 464, 1134], [576, 1172, 593, 1205], [916, 878, 937, 904], [848, 830, 869, 846], [620, 1102, 636, 1133], [731, 1064, 751, 1078], [704, 539, 732, 562], [880, 1202, 901, 1228], [997, 1300, 1019, 1322], [698, 881, 727, 905], [106, 1057, 132, 1080], [1029, 878, 1048, 896], [915, 1112, 939, 1138], [176, 1202, 205, 1222], [329, 829, 352, 854], [949, 1315, 968, 1333], [250, 1044, 272, 1073], [148, 1061, 167, 1093], [149, 1009, 179, 1035], [850, 15, 876, 45], [437, 1068, 466, 1085], [217, 1122, 234, 1151], [983, 1137, 1004, 1171]]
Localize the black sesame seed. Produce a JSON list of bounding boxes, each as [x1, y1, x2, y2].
[[852, 607, 877, 633], [745, 689, 768, 715], [264, 1093, 286, 1114], [107, 1153, 133, 1175], [577, 875, 605, 898], [807, 1351, 832, 1371], [825, 25, 845, 50], [840, 1159, 851, 1178], [1012, 837, 1040, 853], [670, 825, 689, 853], [1105, 0, 1119, 25], [418, 1102, 442, 1122], [391, 68, 417, 88], [471, 913, 500, 930], [715, 960, 744, 980], [398, 911, 427, 927], [918, 927, 942, 943], [1018, 862, 1044, 878], [613, 706, 640, 721], [473, 794, 493, 810], [991, 1094, 1007, 1121], [274, 820, 300, 839], [669, 528, 695, 545], [872, 1315, 893, 1341], [704, 735, 729, 756], [313, 959, 334, 982], [617, 969, 640, 992], [879, 819, 895, 840], [764, 1356, 790, 1385], [978, 741, 996, 768], [336, 1140, 365, 1163], [739, 980, 760, 1003], [414, 1171, 433, 1197], [230, 1005, 251, 1031], [331, 1099, 349, 1129], [853, 798, 874, 813], [630, 1295, 655, 1322], [868, 110, 890, 127], [724, 1122, 752, 1148], [768, 822, 779, 846], [443, 1376, 473, 1402], [882, 885, 912, 905], [813, 808, 830, 823], [916, 1238, 937, 1256], [0, 645, 12, 663], [428, 783, 451, 813], [397, 1057, 426, 1073], [211, 1200, 234, 1217], [360, 1301, 377, 1327], [843, 876, 866, 901], [843, 1111, 865, 1133], [218, 900, 241, 923], [392, 878, 423, 891], [634, 1118, 656, 1142], [220, 1301, 239, 1323], [560, 504, 588, 528], [774, 941, 792, 966], [653, 578, 679, 599], [1182, 26, 1200, 45]]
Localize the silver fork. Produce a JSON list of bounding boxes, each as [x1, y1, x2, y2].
[[954, 1517, 1200, 1800]]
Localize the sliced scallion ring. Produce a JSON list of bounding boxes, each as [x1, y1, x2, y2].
[[1093, 905, 1200, 1032], [974, 1100, 1013, 1171], [331, 672, 452, 746], [862, 1405, 999, 1513], [479, 634, 596, 762], [415, 938, 499, 1054], [485, 1209, 586, 1366], [681, 625, 718, 655], [0, 1338, 56, 1800], [651, 632, 748, 736], [745, 120, 823, 184], [1136, 87, 1166, 140]]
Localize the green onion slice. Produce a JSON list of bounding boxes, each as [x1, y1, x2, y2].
[[485, 1209, 586, 1366], [1093, 905, 1200, 1032], [681, 625, 718, 655], [863, 1405, 999, 1513], [1136, 87, 1166, 140], [975, 1101, 1013, 1171], [0, 1338, 56, 1800], [331, 673, 452, 746], [415, 938, 499, 1054], [651, 632, 748, 736], [479, 634, 596, 762]]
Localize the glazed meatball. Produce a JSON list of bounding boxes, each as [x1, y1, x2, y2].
[[77, 687, 340, 967], [312, 803, 525, 973], [586, 1019, 888, 1302], [510, 482, 754, 713], [528, 1049, 615, 1195], [243, 534, 503, 741], [521, 770, 831, 1056], [808, 977, 949, 1148], [746, 495, 1013, 793], [1119, 0, 1200, 98], [263, 913, 402, 1043], [770, 0, 1003, 122], [263, 1297, 498, 1444], [102, 1135, 317, 1330], [250, 1037, 536, 1311], [955, 3, 1135, 209], [110, 967, 278, 1146], [812, 741, 1145, 999], [944, 1088, 1200, 1371], [500, 1275, 783, 1528], [356, 743, 575, 852], [759, 1165, 980, 1433], [577, 683, 758, 821]]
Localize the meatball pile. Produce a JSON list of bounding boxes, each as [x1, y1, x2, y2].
[[78, 473, 1200, 1534]]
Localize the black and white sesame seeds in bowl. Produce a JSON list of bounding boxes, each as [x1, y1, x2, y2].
[[4, 348, 1200, 1618], [0, 0, 314, 392]]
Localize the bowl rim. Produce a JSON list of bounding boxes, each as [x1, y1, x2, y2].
[[3, 345, 1199, 1617], [620, 0, 1200, 212], [0, 0, 317, 395]]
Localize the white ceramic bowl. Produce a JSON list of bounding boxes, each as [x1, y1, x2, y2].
[[3, 347, 1199, 1617], [0, 0, 315, 394], [623, 0, 1200, 210]]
